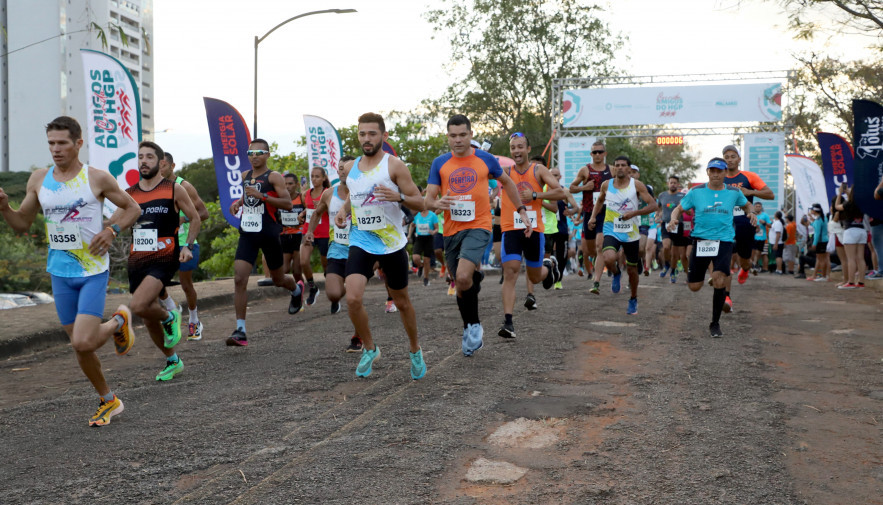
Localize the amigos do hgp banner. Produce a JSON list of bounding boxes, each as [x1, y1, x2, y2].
[[303, 115, 343, 186]]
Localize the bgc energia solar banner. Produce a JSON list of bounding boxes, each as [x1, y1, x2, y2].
[[81, 49, 141, 190], [303, 115, 343, 186], [816, 132, 854, 207], [204, 97, 251, 228], [561, 83, 782, 127], [852, 99, 883, 220]]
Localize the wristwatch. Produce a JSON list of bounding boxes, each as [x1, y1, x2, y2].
[[260, 193, 268, 202], [399, 192, 405, 203], [110, 223, 121, 236], [532, 191, 537, 201], [184, 242, 194, 250]]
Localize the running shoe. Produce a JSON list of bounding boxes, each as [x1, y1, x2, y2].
[[356, 346, 380, 377], [794, 272, 806, 279], [542, 258, 556, 289], [385, 300, 398, 313], [751, 268, 759, 276], [626, 297, 638, 315], [837, 283, 857, 290], [289, 281, 304, 314], [554, 281, 563, 290], [89, 395, 124, 427], [161, 310, 182, 349], [813, 276, 828, 282], [550, 256, 561, 283], [578, 267, 585, 277], [447, 283, 456, 296], [331, 300, 342, 314], [423, 277, 430, 287], [707, 277, 714, 286], [659, 266, 669, 277], [410, 348, 426, 380], [857, 282, 866, 289], [439, 265, 446, 279], [306, 285, 320, 306], [709, 322, 723, 338], [611, 272, 621, 293], [226, 328, 248, 346], [463, 323, 484, 357], [590, 282, 600, 295], [670, 272, 678, 284], [187, 321, 203, 341], [643, 268, 649, 277], [524, 293, 538, 310], [738, 268, 750, 284], [155, 358, 184, 381], [112, 305, 134, 355], [723, 296, 733, 313], [498, 322, 516, 339], [346, 335, 362, 353]]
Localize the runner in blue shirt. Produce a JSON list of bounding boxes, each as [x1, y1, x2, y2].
[[751, 202, 771, 274], [669, 158, 755, 338]]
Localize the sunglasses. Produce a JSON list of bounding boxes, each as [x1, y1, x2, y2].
[[247, 149, 269, 156], [509, 132, 525, 139], [591, 150, 605, 155]]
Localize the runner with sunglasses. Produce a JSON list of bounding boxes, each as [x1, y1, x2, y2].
[[569, 140, 613, 294]]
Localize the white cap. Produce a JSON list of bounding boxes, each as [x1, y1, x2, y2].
[[630, 164, 640, 171]]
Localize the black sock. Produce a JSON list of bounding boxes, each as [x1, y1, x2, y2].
[[713, 287, 726, 324], [456, 294, 468, 328], [307, 278, 316, 288], [460, 282, 481, 325], [472, 270, 484, 295], [725, 290, 730, 298], [505, 313, 513, 325]]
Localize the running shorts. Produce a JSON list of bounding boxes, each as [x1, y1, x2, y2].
[[345, 246, 409, 290], [235, 229, 283, 271], [602, 235, 640, 265], [51, 271, 109, 325], [443, 228, 492, 276], [501, 230, 545, 268], [687, 239, 734, 284]]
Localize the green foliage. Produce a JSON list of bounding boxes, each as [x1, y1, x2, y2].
[[201, 225, 239, 278], [788, 54, 883, 157], [779, 0, 883, 50], [0, 171, 31, 203], [604, 138, 699, 190], [424, 0, 624, 136], [178, 158, 220, 202], [0, 214, 50, 293]]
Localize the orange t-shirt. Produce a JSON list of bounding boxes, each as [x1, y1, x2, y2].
[[785, 222, 797, 245], [428, 149, 503, 236], [500, 163, 544, 233]]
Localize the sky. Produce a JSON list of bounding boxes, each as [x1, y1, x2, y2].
[[151, 0, 864, 169]]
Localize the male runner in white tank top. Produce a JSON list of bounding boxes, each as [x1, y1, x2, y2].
[[0, 116, 141, 426]]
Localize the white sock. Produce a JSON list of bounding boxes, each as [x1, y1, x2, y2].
[[160, 295, 176, 311], [188, 307, 199, 324]]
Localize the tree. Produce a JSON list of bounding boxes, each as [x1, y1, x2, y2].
[[779, 0, 883, 48], [424, 0, 624, 138], [787, 54, 883, 156], [605, 138, 700, 190]]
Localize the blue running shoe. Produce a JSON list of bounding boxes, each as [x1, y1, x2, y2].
[[463, 323, 484, 357], [461, 328, 470, 355], [611, 272, 621, 293], [659, 266, 669, 278], [355, 346, 381, 377], [670, 272, 678, 284], [410, 348, 426, 380], [627, 297, 638, 315]]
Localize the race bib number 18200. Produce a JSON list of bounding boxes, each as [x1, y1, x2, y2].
[[132, 228, 158, 252]]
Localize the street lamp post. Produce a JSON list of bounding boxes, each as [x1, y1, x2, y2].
[[253, 8, 356, 138]]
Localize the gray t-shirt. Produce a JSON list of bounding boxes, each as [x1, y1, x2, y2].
[[657, 191, 684, 222]]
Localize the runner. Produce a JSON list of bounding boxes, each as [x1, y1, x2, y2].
[[125, 141, 202, 382], [629, 164, 654, 276], [497, 133, 565, 338], [158, 152, 209, 340], [569, 140, 613, 294], [424, 115, 532, 356], [279, 172, 306, 287], [670, 158, 755, 337], [722, 145, 774, 310], [227, 139, 304, 346], [410, 191, 439, 287], [587, 156, 658, 315], [333, 112, 426, 378], [656, 175, 689, 284], [300, 166, 331, 306], [0, 116, 141, 426], [751, 201, 771, 274]]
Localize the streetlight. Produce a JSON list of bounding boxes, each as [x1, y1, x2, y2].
[[253, 8, 357, 137]]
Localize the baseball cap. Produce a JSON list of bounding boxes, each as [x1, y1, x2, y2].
[[722, 145, 740, 157], [630, 164, 640, 172], [810, 203, 824, 213], [470, 139, 481, 149], [707, 158, 727, 170]]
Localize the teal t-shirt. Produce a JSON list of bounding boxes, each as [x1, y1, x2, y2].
[[679, 184, 748, 242], [754, 212, 771, 241], [413, 211, 438, 236]]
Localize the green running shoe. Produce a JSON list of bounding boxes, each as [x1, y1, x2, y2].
[[156, 358, 184, 381], [590, 282, 600, 295], [410, 348, 426, 380], [356, 346, 380, 377], [161, 310, 182, 348]]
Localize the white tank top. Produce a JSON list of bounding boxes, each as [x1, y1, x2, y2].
[[38, 166, 109, 277], [347, 153, 407, 255], [328, 184, 350, 246], [603, 177, 640, 243]]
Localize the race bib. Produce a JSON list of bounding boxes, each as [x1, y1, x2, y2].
[[696, 239, 720, 257], [132, 228, 158, 252], [417, 223, 431, 235], [512, 210, 538, 230], [334, 223, 350, 245], [354, 206, 386, 230], [241, 207, 263, 232], [684, 221, 693, 232], [450, 200, 475, 222], [613, 218, 632, 233], [280, 211, 300, 227], [305, 208, 315, 224], [592, 191, 601, 205], [733, 206, 745, 217], [47, 222, 82, 251]]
